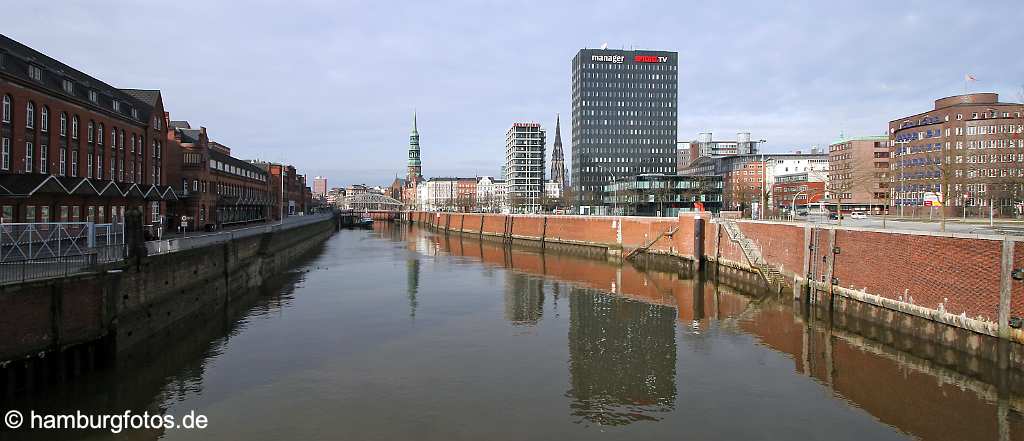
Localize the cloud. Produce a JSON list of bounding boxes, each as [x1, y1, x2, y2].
[[4, 0, 1022, 185]]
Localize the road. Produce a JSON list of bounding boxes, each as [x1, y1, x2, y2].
[[777, 215, 1024, 235]]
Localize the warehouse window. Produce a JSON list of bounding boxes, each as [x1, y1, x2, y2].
[[1, 95, 9, 122], [25, 102, 34, 128]]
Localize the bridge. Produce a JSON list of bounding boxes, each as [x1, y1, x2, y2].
[[341, 193, 403, 212]]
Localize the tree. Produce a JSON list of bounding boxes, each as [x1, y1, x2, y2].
[[454, 191, 476, 213]]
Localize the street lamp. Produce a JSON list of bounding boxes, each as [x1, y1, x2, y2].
[[758, 139, 768, 220], [895, 138, 910, 218], [599, 165, 617, 216], [791, 189, 807, 221]]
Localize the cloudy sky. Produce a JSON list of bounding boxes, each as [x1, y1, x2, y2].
[[5, 0, 1023, 186]]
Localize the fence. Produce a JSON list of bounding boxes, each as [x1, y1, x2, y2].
[[0, 252, 98, 284], [0, 222, 125, 284], [0, 214, 331, 284], [145, 213, 333, 256]]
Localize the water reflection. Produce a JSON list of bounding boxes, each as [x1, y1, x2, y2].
[[386, 224, 1024, 439], [504, 274, 544, 326], [567, 287, 677, 426], [407, 258, 419, 319]]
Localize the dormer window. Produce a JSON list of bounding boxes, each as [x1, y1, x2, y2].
[[113, 100, 120, 112], [62, 79, 74, 94], [27, 65, 42, 81], [131, 107, 138, 119], [88, 90, 98, 103]]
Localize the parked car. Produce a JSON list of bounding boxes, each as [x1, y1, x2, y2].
[[828, 212, 843, 220], [850, 212, 867, 219]]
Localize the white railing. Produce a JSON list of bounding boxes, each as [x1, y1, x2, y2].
[[144, 213, 333, 256], [0, 222, 125, 262]]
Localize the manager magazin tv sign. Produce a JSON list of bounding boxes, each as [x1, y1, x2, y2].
[[591, 54, 670, 64]]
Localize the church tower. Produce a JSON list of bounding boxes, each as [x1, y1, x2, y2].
[[407, 111, 422, 184], [550, 113, 567, 188]]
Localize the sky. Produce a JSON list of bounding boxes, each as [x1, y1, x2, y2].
[[4, 0, 1023, 187]]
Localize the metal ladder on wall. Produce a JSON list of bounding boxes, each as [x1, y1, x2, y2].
[[720, 221, 785, 289]]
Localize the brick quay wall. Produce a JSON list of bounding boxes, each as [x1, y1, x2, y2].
[[408, 211, 1024, 365]]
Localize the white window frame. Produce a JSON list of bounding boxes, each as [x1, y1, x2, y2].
[[1, 95, 10, 123], [39, 145, 47, 174], [25, 142, 33, 173], [40, 106, 48, 132], [25, 102, 34, 129], [71, 150, 78, 177], [59, 148, 66, 176], [59, 113, 66, 136], [0, 138, 9, 170]]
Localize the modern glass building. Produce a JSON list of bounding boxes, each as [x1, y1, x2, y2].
[[603, 174, 722, 217], [504, 122, 546, 213], [571, 48, 678, 215]]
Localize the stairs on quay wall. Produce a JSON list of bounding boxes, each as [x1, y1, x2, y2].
[[720, 221, 785, 290]]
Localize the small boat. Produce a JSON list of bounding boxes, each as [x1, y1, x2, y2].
[[359, 214, 374, 228]]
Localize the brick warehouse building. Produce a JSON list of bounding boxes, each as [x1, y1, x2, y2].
[[167, 121, 271, 230], [827, 135, 890, 213], [251, 162, 308, 221], [889, 93, 1024, 215], [0, 34, 177, 225]]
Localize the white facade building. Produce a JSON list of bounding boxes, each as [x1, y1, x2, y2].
[[544, 181, 562, 200], [765, 151, 829, 205], [476, 176, 508, 213], [504, 122, 546, 213], [419, 178, 459, 211]]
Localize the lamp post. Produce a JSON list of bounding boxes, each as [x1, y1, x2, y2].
[[599, 165, 617, 216], [791, 189, 807, 221], [896, 139, 909, 218], [758, 140, 768, 220]]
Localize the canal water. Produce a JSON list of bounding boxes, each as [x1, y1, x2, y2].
[[3, 224, 1023, 440]]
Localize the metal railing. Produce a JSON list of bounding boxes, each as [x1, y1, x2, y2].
[[0, 252, 98, 284], [145, 213, 333, 256], [0, 214, 329, 283]]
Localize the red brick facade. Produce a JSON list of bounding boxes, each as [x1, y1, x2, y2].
[[413, 211, 1022, 332]]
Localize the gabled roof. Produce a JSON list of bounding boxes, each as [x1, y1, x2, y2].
[[0, 174, 178, 200]]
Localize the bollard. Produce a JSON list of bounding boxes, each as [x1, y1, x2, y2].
[[693, 217, 705, 271]]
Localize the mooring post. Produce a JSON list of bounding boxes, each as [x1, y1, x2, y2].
[[541, 216, 548, 251], [998, 238, 1013, 342], [802, 225, 813, 306], [693, 215, 705, 272], [824, 229, 838, 319]]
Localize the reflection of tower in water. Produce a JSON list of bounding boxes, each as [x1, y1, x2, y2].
[[566, 287, 677, 426], [504, 273, 544, 326], [407, 258, 419, 319]]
